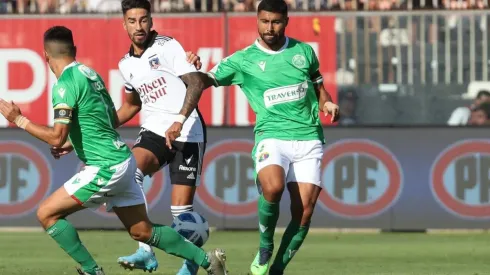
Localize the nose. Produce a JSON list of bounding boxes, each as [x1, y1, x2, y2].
[[266, 22, 273, 32], [135, 21, 143, 31]]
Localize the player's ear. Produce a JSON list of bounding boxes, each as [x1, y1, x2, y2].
[[123, 20, 127, 31], [285, 17, 289, 27], [149, 17, 153, 29], [43, 50, 49, 63]]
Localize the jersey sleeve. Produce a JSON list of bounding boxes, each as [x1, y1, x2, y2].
[[207, 51, 244, 87], [162, 39, 197, 76], [51, 82, 76, 124], [124, 82, 136, 94], [306, 45, 323, 84], [118, 62, 136, 94]]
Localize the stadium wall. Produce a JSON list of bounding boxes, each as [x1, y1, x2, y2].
[[1, 127, 490, 230]]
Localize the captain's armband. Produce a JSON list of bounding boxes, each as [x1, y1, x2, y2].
[[54, 104, 73, 124]]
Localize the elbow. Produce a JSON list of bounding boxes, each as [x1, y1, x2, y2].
[[133, 105, 142, 113]]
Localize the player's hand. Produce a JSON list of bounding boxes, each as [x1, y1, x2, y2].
[[323, 101, 340, 123], [0, 99, 22, 123], [165, 122, 183, 149], [186, 51, 202, 70], [50, 142, 74, 159]]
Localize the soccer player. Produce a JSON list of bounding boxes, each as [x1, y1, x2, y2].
[[0, 26, 227, 275], [115, 1, 209, 274], [186, 0, 340, 274]]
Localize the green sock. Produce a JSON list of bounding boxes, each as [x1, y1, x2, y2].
[[258, 195, 280, 251], [270, 222, 310, 273], [146, 224, 210, 269], [46, 219, 98, 273]]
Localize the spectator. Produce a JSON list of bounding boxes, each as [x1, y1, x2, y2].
[[468, 102, 490, 126], [337, 88, 358, 126], [447, 90, 490, 126]]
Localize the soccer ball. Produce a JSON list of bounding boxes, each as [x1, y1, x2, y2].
[[171, 211, 209, 247]]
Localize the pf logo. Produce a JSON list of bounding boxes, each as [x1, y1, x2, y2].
[[0, 141, 51, 217], [76, 139, 166, 218], [196, 140, 258, 217], [431, 140, 490, 218], [319, 139, 403, 218]]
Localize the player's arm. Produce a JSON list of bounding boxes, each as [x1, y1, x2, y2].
[[161, 39, 211, 120], [313, 79, 333, 110], [178, 72, 209, 118], [206, 52, 244, 88], [0, 99, 71, 148], [115, 85, 142, 128], [308, 46, 339, 122]]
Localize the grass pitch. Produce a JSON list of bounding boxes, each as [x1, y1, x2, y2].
[[1, 230, 489, 275]]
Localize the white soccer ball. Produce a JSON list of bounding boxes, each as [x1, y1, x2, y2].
[[171, 211, 209, 247]]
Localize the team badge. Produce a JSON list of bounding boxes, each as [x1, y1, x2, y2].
[[292, 54, 306, 68], [258, 152, 269, 162], [149, 56, 161, 69]]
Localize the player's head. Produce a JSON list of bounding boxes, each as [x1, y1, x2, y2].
[[257, 0, 289, 47], [122, 0, 153, 47], [43, 26, 77, 61]]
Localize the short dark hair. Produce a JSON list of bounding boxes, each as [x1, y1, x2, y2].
[[257, 0, 288, 16], [121, 0, 151, 14], [477, 90, 490, 99], [473, 102, 490, 119], [43, 26, 76, 57]]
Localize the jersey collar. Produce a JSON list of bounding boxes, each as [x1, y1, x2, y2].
[[57, 61, 79, 81], [254, 36, 289, 55], [129, 30, 158, 58]]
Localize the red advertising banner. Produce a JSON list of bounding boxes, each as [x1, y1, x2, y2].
[[0, 14, 336, 127]]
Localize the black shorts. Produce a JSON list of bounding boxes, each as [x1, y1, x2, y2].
[[133, 128, 205, 186]]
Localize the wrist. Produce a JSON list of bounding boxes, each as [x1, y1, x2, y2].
[[14, 115, 30, 130], [175, 114, 187, 124]]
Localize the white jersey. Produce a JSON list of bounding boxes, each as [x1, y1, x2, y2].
[[118, 31, 205, 143]]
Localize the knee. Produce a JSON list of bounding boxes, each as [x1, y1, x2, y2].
[[129, 222, 153, 242], [260, 179, 285, 202], [36, 203, 58, 229]]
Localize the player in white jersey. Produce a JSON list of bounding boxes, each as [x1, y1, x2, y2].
[[115, 1, 209, 274]]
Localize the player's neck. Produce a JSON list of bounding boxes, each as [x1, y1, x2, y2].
[[132, 43, 145, 56], [259, 36, 287, 52], [52, 58, 76, 79]]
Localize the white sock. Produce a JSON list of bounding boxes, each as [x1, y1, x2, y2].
[[171, 205, 194, 218], [135, 168, 153, 253]]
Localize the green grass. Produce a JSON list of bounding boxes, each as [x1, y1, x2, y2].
[[1, 231, 490, 275]]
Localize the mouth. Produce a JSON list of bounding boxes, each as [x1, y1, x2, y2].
[[134, 33, 146, 39]]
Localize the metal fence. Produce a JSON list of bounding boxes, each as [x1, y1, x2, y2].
[[336, 11, 489, 85], [333, 11, 490, 125]]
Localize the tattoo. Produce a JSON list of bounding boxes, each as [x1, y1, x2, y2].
[[179, 72, 207, 118]]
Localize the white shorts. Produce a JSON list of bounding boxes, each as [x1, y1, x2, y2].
[[64, 156, 145, 212], [253, 139, 324, 187]]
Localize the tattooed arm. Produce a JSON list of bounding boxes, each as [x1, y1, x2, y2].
[[177, 71, 209, 118], [164, 71, 209, 149]]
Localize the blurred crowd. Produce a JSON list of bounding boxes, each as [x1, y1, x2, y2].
[[0, 0, 488, 13]]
